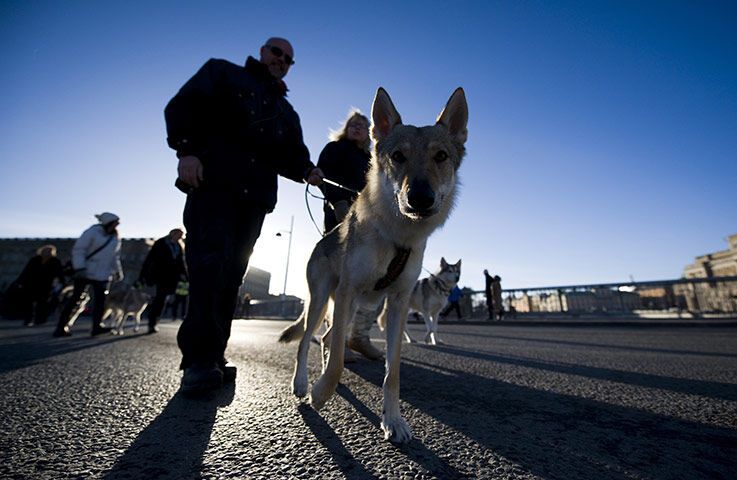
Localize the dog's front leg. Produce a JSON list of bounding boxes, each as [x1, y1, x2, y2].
[[293, 297, 328, 397], [422, 309, 435, 344], [310, 293, 355, 410], [381, 298, 413, 443], [428, 310, 445, 345]]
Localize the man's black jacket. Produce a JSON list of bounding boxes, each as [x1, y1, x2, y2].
[[164, 56, 314, 212], [139, 237, 187, 292]]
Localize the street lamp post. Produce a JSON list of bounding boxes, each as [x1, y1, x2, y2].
[[276, 215, 294, 297]]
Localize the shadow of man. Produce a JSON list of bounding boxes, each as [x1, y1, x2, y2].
[[104, 384, 235, 479]]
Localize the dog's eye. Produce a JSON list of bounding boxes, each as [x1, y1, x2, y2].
[[434, 150, 448, 163], [391, 151, 406, 163]]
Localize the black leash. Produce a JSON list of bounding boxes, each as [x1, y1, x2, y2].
[[305, 177, 362, 237]]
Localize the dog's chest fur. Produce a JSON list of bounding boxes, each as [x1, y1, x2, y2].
[[339, 209, 425, 299]]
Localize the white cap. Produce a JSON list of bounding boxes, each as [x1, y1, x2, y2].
[[95, 212, 120, 225]]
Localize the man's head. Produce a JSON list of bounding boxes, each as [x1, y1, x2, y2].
[[169, 228, 184, 242], [259, 37, 294, 79]]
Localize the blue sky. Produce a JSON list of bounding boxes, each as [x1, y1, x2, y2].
[[1, 1, 735, 297]]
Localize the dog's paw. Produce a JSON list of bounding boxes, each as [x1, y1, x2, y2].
[[381, 415, 413, 443], [309, 377, 333, 411], [292, 374, 309, 398]]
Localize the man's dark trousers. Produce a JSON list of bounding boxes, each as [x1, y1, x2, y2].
[[441, 301, 462, 319], [178, 188, 266, 369], [148, 285, 172, 329]]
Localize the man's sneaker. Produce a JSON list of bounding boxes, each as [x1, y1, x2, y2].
[[52, 328, 72, 338], [347, 336, 384, 361], [147, 325, 159, 334], [219, 359, 237, 384], [180, 362, 223, 397], [91, 326, 112, 336]]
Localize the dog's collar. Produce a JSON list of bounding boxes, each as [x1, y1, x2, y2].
[[374, 247, 412, 290], [430, 275, 452, 296]]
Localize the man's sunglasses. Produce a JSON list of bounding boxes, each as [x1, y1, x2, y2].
[[265, 44, 294, 65]]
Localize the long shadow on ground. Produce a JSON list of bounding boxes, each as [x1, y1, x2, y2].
[[470, 332, 737, 359], [346, 347, 737, 480], [336, 384, 471, 479], [0, 323, 143, 375], [104, 385, 235, 479], [420, 343, 737, 402]]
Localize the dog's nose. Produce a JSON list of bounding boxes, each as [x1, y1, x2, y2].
[[407, 179, 435, 213]]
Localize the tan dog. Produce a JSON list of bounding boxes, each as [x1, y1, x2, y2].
[[102, 284, 150, 335], [279, 87, 468, 443]]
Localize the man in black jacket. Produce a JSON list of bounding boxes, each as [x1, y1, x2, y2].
[[139, 228, 187, 334], [165, 37, 323, 396]]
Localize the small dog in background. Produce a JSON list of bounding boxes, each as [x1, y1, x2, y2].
[[102, 284, 150, 335], [380, 257, 461, 345]]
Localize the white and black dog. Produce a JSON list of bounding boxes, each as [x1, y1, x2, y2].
[[383, 257, 461, 345]]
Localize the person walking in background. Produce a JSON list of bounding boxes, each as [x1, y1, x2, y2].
[[316, 110, 381, 360], [139, 228, 187, 334], [492, 275, 504, 321], [317, 110, 371, 233], [15, 245, 64, 326], [168, 275, 189, 321], [165, 37, 324, 396], [484, 269, 494, 320], [53, 213, 123, 337], [440, 285, 464, 320], [241, 293, 252, 319]]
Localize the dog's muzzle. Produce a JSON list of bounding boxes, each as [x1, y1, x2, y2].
[[404, 179, 436, 218]]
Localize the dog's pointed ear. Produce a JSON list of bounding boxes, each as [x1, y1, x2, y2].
[[436, 87, 468, 145], [441, 257, 448, 268], [457, 259, 462, 268], [372, 87, 402, 142]]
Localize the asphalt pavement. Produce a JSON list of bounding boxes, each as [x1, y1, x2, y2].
[[1, 317, 736, 479]]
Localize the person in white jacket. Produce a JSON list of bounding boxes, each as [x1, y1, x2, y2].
[[53, 212, 124, 337]]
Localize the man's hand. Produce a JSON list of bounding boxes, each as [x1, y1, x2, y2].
[[178, 155, 204, 188], [306, 167, 324, 186]]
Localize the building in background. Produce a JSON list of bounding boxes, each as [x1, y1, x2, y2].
[[1, 238, 312, 319], [683, 233, 737, 279], [680, 233, 737, 312], [239, 266, 271, 300], [0, 237, 153, 291]]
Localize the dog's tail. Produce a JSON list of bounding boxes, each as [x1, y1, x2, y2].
[[278, 312, 306, 343]]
